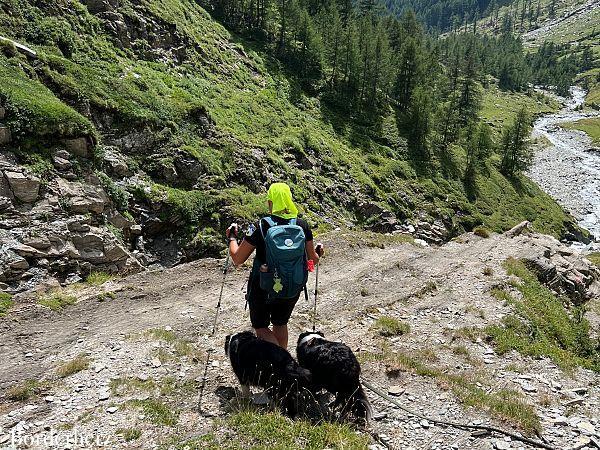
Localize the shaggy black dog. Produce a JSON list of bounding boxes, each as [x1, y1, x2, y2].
[[296, 331, 372, 422], [225, 331, 311, 416]]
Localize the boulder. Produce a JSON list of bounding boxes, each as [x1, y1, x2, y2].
[[0, 126, 10, 145], [58, 179, 108, 214], [3, 171, 40, 203], [522, 237, 600, 305], [63, 137, 91, 158], [107, 210, 132, 229], [103, 149, 132, 177], [53, 156, 72, 171]]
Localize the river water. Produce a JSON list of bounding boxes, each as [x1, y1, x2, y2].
[[528, 86, 600, 246]]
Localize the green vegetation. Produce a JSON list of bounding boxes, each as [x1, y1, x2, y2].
[[38, 291, 77, 310], [0, 0, 588, 255], [145, 328, 178, 343], [116, 428, 142, 442], [373, 316, 411, 337], [473, 225, 491, 238], [55, 354, 90, 378], [110, 377, 156, 396], [587, 252, 600, 267], [170, 410, 370, 449], [361, 348, 540, 433], [5, 379, 47, 401], [128, 399, 179, 426], [487, 258, 600, 371], [85, 271, 114, 286], [561, 118, 600, 145], [481, 86, 559, 134], [0, 59, 94, 138], [96, 291, 116, 302], [143, 328, 204, 362], [0, 292, 14, 317]]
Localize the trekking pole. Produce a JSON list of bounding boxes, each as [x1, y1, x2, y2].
[[312, 261, 319, 332], [198, 227, 234, 413], [312, 244, 322, 332], [211, 252, 231, 335]]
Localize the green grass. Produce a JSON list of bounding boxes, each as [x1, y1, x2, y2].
[[361, 348, 540, 434], [0, 58, 94, 138], [486, 258, 600, 372], [587, 252, 600, 267], [128, 399, 179, 427], [169, 410, 370, 449], [55, 354, 90, 378], [116, 428, 142, 442], [38, 292, 77, 310], [145, 328, 178, 342], [0, 292, 14, 317], [481, 86, 559, 135], [5, 379, 47, 401], [86, 271, 114, 285], [373, 316, 411, 337], [110, 377, 156, 396], [561, 117, 600, 144], [473, 225, 491, 238]]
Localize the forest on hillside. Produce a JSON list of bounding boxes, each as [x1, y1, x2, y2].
[[203, 0, 594, 174], [383, 0, 565, 32]]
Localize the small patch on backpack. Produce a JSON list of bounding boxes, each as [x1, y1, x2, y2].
[[273, 277, 283, 293]]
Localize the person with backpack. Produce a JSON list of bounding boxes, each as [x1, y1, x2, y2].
[[226, 182, 323, 349]]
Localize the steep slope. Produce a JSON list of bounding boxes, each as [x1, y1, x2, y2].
[[0, 0, 582, 292]]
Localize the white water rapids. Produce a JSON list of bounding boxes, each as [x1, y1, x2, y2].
[[528, 87, 600, 247]]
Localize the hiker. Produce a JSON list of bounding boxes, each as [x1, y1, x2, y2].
[[226, 182, 323, 349]]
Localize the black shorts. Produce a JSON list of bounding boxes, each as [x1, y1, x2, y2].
[[247, 275, 300, 328]]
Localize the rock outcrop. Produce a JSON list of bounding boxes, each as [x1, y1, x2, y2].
[[510, 229, 600, 304]]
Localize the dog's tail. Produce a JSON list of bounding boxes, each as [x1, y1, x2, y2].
[[350, 384, 372, 422]]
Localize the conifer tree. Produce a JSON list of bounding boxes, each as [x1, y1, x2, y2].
[[500, 108, 532, 177]]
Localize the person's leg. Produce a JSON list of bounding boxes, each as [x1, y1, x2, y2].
[[272, 325, 288, 348], [254, 327, 279, 345], [270, 296, 299, 349]]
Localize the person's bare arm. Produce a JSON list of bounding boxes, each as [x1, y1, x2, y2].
[[229, 239, 255, 266], [306, 240, 324, 264], [226, 224, 255, 266]]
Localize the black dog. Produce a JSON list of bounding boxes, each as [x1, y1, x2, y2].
[[225, 331, 311, 416], [297, 331, 372, 422]]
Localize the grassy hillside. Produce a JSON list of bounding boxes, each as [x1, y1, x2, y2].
[[0, 0, 583, 250], [562, 118, 600, 144]]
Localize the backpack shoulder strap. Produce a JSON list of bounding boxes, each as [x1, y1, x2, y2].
[[259, 216, 276, 239]]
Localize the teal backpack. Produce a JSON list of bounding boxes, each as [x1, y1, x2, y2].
[[257, 217, 308, 301]]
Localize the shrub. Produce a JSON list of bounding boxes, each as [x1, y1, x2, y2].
[[56, 354, 90, 378], [473, 225, 491, 238], [86, 271, 113, 285]]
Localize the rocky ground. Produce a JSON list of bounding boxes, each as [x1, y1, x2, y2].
[[0, 228, 599, 449]]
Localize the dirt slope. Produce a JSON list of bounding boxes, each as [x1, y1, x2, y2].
[[0, 231, 599, 449]]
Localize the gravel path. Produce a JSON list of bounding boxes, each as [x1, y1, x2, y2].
[[1, 230, 598, 449]]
